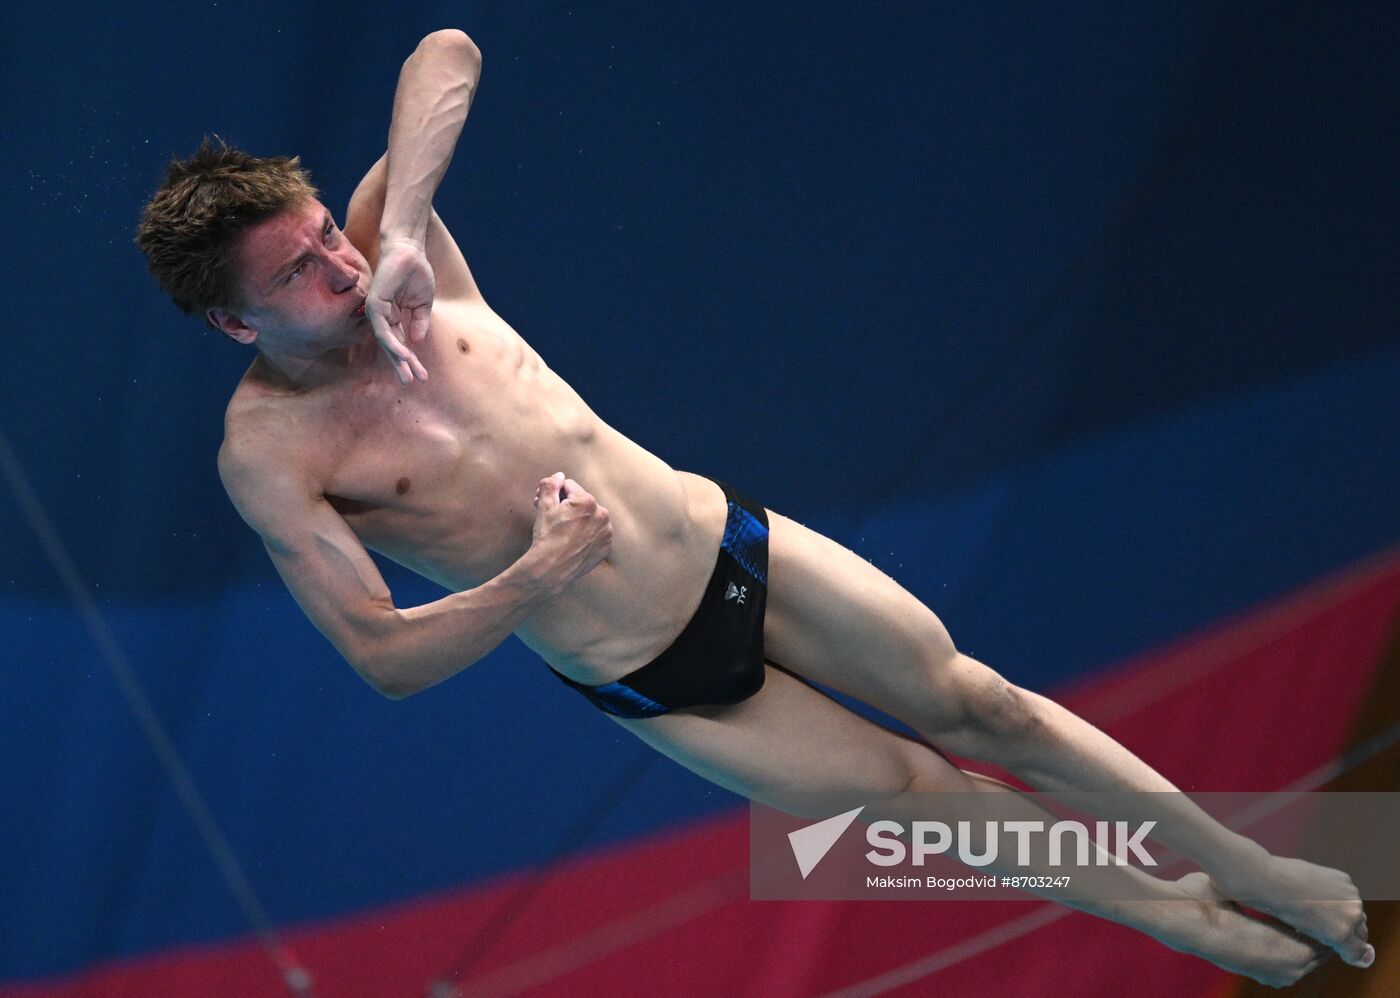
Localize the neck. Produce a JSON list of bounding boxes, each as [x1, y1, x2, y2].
[[254, 334, 380, 392]]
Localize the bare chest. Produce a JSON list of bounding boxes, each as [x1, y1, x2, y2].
[[304, 309, 597, 586]]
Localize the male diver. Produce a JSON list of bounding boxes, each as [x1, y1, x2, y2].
[[135, 30, 1372, 988]]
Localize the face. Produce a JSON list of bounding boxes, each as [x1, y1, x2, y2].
[[222, 197, 371, 350]]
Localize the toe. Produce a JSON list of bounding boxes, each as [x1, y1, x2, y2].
[[1338, 937, 1372, 967]]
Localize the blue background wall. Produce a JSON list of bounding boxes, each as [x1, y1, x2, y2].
[[1, 0, 1396, 983]]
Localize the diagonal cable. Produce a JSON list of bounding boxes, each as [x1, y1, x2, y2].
[[427, 746, 660, 996], [0, 428, 313, 997]]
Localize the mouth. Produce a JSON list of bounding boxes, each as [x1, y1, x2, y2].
[[353, 301, 366, 318]]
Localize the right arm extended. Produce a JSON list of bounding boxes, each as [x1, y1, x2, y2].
[[219, 441, 611, 698]]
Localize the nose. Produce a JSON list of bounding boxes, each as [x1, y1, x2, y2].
[[332, 256, 359, 292]]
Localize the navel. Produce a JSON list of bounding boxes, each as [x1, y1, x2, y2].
[[395, 477, 411, 496], [457, 338, 470, 354]]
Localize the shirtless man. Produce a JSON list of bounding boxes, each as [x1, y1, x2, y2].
[[135, 30, 1372, 988]]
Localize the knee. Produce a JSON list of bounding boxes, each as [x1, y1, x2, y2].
[[925, 654, 1042, 751]]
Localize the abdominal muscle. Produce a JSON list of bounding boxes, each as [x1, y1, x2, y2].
[[316, 301, 731, 686], [514, 446, 730, 685]]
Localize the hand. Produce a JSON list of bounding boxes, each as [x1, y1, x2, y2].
[[523, 472, 613, 596], [366, 237, 435, 385]]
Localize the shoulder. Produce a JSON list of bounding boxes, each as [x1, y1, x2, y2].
[[219, 391, 321, 542]]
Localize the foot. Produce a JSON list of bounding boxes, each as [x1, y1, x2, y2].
[[1156, 873, 1333, 988], [1213, 852, 1374, 969]]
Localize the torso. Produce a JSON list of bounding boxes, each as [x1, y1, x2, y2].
[[224, 297, 729, 684]]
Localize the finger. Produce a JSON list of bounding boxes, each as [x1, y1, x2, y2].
[[376, 334, 411, 384], [370, 298, 401, 333], [366, 307, 393, 353], [369, 309, 416, 371], [408, 308, 431, 343], [562, 485, 590, 504], [377, 339, 410, 385], [383, 320, 427, 383], [537, 475, 564, 509]]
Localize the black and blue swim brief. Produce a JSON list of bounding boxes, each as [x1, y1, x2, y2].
[[546, 478, 769, 718]]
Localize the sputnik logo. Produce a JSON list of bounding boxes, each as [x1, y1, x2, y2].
[[787, 806, 866, 879]]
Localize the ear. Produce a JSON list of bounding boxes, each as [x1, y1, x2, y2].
[[207, 306, 258, 345]]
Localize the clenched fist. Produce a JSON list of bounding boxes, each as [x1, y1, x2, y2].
[[521, 472, 613, 596]]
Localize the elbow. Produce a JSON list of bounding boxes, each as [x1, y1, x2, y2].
[[419, 29, 482, 70], [375, 675, 418, 701], [361, 655, 414, 699], [360, 653, 418, 701], [350, 618, 418, 701]]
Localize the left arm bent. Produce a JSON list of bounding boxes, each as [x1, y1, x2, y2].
[[381, 29, 481, 247], [359, 30, 483, 381]]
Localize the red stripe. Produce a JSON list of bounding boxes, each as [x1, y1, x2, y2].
[[8, 547, 1397, 998]]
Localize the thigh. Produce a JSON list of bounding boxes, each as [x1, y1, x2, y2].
[[610, 663, 971, 817], [761, 508, 964, 730]]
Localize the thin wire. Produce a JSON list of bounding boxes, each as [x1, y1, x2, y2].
[[818, 906, 1072, 998], [0, 429, 313, 998], [427, 747, 661, 997], [447, 867, 751, 998]]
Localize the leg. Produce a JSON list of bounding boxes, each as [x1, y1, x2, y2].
[[760, 509, 1372, 967], [610, 660, 960, 813], [760, 508, 1157, 778], [614, 663, 1327, 987]]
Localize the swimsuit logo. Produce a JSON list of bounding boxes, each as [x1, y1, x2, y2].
[[725, 582, 747, 605]]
